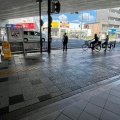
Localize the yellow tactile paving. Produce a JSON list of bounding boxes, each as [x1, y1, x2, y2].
[[0, 66, 40, 75]]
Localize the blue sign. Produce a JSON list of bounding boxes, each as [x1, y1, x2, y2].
[[10, 24, 15, 28], [108, 29, 116, 34]]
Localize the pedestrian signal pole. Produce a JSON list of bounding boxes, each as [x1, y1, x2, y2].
[[48, 0, 61, 53], [48, 0, 51, 53], [36, 0, 43, 53]]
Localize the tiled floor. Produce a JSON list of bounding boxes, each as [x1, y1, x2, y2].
[[16, 80, 120, 120], [1, 48, 120, 119]]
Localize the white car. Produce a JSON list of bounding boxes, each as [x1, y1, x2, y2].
[[24, 31, 46, 42]]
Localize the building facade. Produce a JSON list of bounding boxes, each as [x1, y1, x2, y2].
[[43, 21, 92, 39], [96, 8, 120, 38], [85, 21, 108, 39]]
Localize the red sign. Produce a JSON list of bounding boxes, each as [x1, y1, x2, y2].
[[60, 23, 69, 28], [16, 23, 35, 29]]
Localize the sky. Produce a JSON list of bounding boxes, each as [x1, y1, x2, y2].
[[42, 10, 96, 24]]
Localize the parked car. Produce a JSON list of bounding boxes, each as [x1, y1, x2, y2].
[[23, 31, 46, 42]]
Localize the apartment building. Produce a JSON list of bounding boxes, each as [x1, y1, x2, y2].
[[96, 8, 120, 38]]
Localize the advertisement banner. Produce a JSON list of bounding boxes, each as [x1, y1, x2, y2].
[[52, 22, 59, 28], [16, 23, 35, 29], [60, 22, 69, 28]]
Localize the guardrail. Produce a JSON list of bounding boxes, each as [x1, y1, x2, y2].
[[10, 41, 48, 53]]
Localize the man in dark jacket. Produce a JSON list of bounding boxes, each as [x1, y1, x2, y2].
[[102, 35, 109, 51], [90, 34, 99, 48], [63, 33, 68, 51]]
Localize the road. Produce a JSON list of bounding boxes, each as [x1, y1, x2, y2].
[[51, 38, 85, 49], [51, 38, 120, 50]]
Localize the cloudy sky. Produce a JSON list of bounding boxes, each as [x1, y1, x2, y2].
[[42, 10, 96, 23]]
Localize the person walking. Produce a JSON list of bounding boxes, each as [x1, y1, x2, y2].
[[102, 35, 109, 51], [62, 33, 68, 51]]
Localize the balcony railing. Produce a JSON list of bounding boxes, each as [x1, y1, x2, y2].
[[108, 20, 120, 25], [109, 13, 120, 18]]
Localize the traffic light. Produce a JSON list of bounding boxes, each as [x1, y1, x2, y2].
[[51, 0, 61, 13], [55, 1, 60, 13]]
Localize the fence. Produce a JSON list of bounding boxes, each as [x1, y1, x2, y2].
[[10, 41, 48, 53]]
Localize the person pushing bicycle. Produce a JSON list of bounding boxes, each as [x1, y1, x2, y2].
[[102, 35, 109, 51]]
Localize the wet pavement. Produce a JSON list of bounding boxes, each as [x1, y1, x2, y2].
[[0, 48, 120, 119]]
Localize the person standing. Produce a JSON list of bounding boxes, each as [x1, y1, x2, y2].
[[62, 33, 68, 51]]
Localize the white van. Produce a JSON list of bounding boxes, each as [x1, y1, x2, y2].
[[24, 31, 46, 42]]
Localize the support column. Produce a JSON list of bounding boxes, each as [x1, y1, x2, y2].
[[38, 0, 42, 53], [48, 0, 51, 53]]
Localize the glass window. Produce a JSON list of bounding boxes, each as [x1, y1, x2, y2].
[[34, 32, 39, 36], [30, 31, 34, 35], [24, 31, 28, 35]]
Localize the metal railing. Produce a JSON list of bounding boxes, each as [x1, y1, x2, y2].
[[10, 41, 48, 53]]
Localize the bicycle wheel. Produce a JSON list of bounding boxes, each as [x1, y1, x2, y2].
[[107, 44, 114, 51], [94, 44, 101, 52], [82, 44, 89, 51]]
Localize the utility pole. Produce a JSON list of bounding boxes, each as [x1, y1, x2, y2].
[[81, 11, 83, 39]]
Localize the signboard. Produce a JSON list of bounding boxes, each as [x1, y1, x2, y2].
[[60, 22, 69, 28], [2, 42, 11, 58], [51, 22, 59, 28], [7, 24, 24, 42], [108, 29, 116, 34], [16, 23, 35, 29]]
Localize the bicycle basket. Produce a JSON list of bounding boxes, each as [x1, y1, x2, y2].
[[85, 41, 89, 44]]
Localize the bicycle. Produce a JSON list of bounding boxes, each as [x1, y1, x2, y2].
[[82, 40, 101, 52], [102, 41, 116, 51]]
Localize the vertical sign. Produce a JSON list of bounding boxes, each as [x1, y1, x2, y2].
[[7, 25, 24, 42]]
